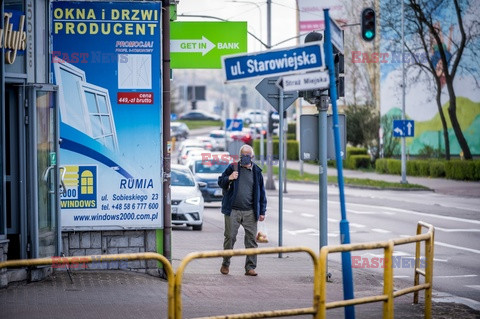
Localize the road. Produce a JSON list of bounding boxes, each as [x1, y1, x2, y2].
[[179, 129, 480, 310], [197, 182, 480, 310]]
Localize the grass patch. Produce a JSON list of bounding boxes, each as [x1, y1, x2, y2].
[[177, 120, 223, 130], [269, 166, 429, 190]]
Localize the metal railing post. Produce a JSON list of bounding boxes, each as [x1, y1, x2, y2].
[[383, 241, 394, 319]]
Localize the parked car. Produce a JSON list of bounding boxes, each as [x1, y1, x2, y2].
[[186, 152, 233, 202], [209, 129, 230, 151], [230, 129, 253, 145], [177, 140, 206, 164], [171, 164, 205, 230], [247, 123, 267, 139], [238, 109, 269, 125], [170, 122, 189, 140], [179, 110, 221, 121], [195, 135, 219, 151]]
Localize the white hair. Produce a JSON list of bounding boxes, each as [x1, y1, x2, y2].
[[239, 144, 254, 157]]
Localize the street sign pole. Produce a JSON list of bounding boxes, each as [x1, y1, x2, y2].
[[277, 88, 284, 258], [317, 95, 329, 274], [324, 9, 355, 318]]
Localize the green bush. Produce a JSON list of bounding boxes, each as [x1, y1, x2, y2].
[[253, 139, 299, 160], [445, 160, 477, 180], [386, 159, 401, 175], [375, 158, 388, 173], [288, 122, 296, 134], [475, 161, 480, 180], [346, 147, 368, 158], [406, 160, 418, 176], [417, 161, 430, 176], [347, 155, 371, 169], [429, 161, 445, 178]]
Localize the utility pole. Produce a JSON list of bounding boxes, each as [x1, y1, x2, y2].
[[265, 0, 275, 190]]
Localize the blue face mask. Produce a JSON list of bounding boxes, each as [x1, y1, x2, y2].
[[240, 154, 252, 166]]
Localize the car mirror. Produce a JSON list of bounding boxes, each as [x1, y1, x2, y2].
[[197, 182, 207, 188]]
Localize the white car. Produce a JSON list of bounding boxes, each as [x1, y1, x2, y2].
[[238, 109, 269, 125], [171, 164, 205, 231], [209, 129, 230, 151]]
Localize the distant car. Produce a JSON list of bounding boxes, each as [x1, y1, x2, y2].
[[186, 152, 233, 202], [247, 123, 267, 139], [195, 136, 219, 151], [209, 129, 230, 151], [238, 109, 269, 125], [177, 140, 205, 163], [179, 110, 221, 121], [171, 164, 204, 230], [230, 129, 253, 145], [171, 122, 189, 140]]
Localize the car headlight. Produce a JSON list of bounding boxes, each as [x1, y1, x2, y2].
[[185, 197, 201, 205]]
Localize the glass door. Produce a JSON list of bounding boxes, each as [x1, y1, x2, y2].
[[29, 85, 60, 258]]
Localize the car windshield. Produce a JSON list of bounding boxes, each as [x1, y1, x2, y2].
[[210, 133, 224, 138], [171, 169, 196, 186], [195, 160, 226, 174]]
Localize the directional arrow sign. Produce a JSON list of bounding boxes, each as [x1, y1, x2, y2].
[[171, 36, 216, 56], [276, 71, 330, 92], [393, 119, 415, 137], [171, 22, 247, 69], [223, 42, 324, 83]]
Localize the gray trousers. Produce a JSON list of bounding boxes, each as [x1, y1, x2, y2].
[[222, 209, 258, 271]]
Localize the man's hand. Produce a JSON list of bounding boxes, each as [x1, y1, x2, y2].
[[259, 215, 265, 222], [229, 171, 238, 180]]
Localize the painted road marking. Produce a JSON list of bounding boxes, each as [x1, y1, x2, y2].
[[328, 218, 339, 223], [436, 241, 480, 254], [301, 213, 315, 218], [436, 227, 480, 232], [337, 202, 480, 225], [435, 274, 478, 278], [350, 223, 366, 228], [372, 228, 391, 234]]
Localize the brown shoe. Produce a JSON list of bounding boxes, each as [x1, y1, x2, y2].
[[245, 269, 257, 276], [220, 265, 229, 275]]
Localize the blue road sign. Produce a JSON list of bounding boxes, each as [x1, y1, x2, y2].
[[226, 118, 243, 131], [170, 113, 178, 121], [393, 119, 415, 137], [222, 43, 324, 83]]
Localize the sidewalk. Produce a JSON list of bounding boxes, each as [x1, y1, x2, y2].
[[286, 160, 480, 198]]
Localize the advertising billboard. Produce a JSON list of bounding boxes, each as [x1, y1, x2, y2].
[[51, 1, 163, 229]]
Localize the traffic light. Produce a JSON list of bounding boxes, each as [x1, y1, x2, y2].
[[333, 47, 345, 98], [361, 8, 376, 42], [268, 111, 275, 134]]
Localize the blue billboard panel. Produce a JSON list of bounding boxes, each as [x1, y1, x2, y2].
[[222, 43, 324, 82], [51, 1, 163, 229]]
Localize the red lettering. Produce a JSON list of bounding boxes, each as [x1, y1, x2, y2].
[[201, 153, 211, 164], [371, 257, 379, 268], [352, 256, 361, 268], [351, 51, 361, 63], [380, 52, 389, 63], [361, 257, 370, 268]]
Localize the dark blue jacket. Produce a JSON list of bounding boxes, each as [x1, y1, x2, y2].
[[218, 162, 267, 220]]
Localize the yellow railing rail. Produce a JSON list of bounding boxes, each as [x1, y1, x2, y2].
[[0, 221, 435, 319], [0, 252, 176, 319], [319, 221, 435, 319], [174, 246, 320, 319]]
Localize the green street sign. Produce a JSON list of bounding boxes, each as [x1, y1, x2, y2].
[[171, 22, 247, 69]]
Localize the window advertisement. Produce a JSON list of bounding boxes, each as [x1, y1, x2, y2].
[[51, 1, 163, 229]]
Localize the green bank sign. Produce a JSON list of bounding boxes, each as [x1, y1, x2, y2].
[[171, 22, 247, 69]]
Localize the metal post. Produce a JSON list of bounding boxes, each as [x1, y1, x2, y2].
[[260, 100, 265, 166], [162, 0, 172, 270], [278, 89, 284, 258], [324, 9, 355, 318], [265, 0, 275, 190], [318, 96, 329, 276], [401, 0, 407, 184], [283, 112, 287, 193], [299, 103, 304, 176]]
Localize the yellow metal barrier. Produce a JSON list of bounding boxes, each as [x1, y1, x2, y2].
[[319, 221, 435, 319], [0, 252, 175, 319], [174, 246, 320, 319]]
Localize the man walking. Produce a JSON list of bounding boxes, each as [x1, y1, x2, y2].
[[217, 145, 267, 276]]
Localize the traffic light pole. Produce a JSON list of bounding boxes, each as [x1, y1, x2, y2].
[[277, 90, 284, 258], [324, 9, 355, 318]]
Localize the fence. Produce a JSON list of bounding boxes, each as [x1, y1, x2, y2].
[[0, 221, 435, 318], [318, 221, 435, 319]]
